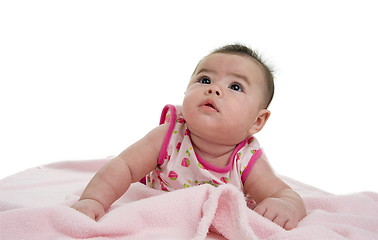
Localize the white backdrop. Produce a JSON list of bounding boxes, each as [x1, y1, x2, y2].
[[1, 1, 377, 194]]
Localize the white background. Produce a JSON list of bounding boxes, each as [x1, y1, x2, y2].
[[1, 1, 377, 194]]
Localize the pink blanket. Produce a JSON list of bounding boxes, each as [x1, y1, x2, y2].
[[1, 159, 377, 240]]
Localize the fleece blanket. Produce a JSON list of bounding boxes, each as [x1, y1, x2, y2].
[[0, 159, 377, 240]]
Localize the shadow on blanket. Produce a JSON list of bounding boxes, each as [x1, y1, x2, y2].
[[0, 159, 377, 240]]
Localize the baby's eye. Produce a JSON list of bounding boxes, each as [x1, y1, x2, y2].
[[199, 76, 211, 85], [229, 83, 244, 92]]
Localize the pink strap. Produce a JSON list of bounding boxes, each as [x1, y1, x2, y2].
[[195, 139, 247, 174], [241, 149, 262, 184], [157, 105, 177, 165]]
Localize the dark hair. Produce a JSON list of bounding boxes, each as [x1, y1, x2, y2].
[[210, 44, 275, 108]]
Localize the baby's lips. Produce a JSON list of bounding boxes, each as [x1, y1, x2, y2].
[[200, 99, 219, 112]]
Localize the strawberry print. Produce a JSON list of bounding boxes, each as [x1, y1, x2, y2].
[[176, 142, 181, 152], [220, 177, 229, 183], [156, 167, 163, 175], [177, 118, 184, 123], [168, 171, 178, 180], [212, 179, 220, 185], [181, 158, 190, 167], [236, 153, 241, 161], [248, 137, 254, 144], [161, 182, 168, 191]]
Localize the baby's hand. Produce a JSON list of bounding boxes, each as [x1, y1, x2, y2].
[[254, 197, 301, 230], [71, 199, 105, 221]]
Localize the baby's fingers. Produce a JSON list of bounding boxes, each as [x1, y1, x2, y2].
[[272, 215, 289, 229], [94, 208, 105, 221], [282, 219, 297, 230], [254, 202, 297, 230], [272, 215, 298, 230], [71, 199, 105, 221], [254, 204, 276, 221], [253, 203, 268, 217]]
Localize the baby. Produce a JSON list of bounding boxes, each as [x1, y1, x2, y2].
[[71, 44, 306, 230]]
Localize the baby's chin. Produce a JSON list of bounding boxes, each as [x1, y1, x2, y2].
[[187, 124, 248, 147]]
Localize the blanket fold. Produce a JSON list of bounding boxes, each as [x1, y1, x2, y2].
[[1, 159, 377, 240]]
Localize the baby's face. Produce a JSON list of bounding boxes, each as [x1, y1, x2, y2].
[[182, 53, 267, 145]]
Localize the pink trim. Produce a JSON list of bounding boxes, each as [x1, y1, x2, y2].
[[157, 105, 177, 165], [195, 139, 247, 173], [241, 149, 263, 184]]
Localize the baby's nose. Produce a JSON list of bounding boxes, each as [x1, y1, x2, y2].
[[207, 89, 221, 96]]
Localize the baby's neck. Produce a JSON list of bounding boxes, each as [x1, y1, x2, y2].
[[190, 133, 235, 168]]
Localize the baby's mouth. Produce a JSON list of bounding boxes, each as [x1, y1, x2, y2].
[[200, 101, 219, 112], [205, 103, 215, 109]]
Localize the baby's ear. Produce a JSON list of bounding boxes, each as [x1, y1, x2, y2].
[[248, 109, 271, 135]]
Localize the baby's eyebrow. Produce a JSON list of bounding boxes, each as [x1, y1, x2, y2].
[[195, 68, 214, 75], [230, 72, 250, 85]]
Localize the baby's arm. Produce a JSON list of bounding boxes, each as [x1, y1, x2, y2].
[[71, 124, 168, 220], [243, 153, 306, 230]]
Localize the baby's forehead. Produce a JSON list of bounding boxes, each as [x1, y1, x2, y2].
[[195, 53, 265, 81]]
